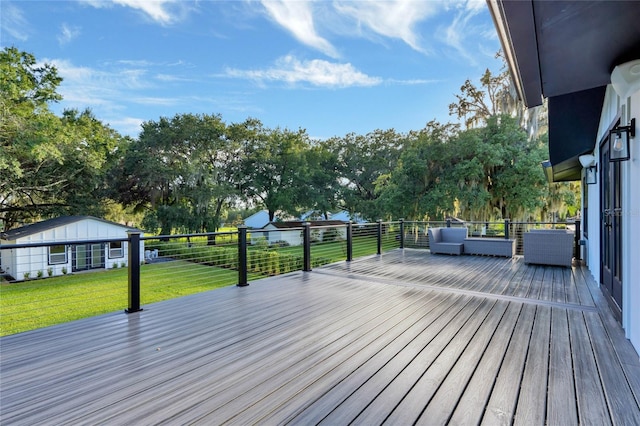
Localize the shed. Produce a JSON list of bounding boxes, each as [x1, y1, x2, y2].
[[0, 216, 144, 281], [329, 210, 366, 224], [251, 220, 347, 246], [243, 210, 273, 229]]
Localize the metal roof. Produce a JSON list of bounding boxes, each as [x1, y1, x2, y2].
[[1, 216, 139, 241], [263, 220, 348, 229]]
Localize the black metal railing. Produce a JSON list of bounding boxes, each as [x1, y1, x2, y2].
[[0, 219, 579, 335]]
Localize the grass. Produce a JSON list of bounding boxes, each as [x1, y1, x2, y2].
[[0, 261, 248, 336], [0, 234, 400, 336]]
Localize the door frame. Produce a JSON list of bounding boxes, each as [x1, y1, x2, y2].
[[72, 243, 105, 272], [599, 113, 624, 322]]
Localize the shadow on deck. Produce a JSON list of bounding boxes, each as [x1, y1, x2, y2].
[[2, 249, 639, 425]]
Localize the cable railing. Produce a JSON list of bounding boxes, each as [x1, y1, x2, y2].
[[0, 219, 579, 335]]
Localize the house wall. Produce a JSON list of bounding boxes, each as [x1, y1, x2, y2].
[[626, 89, 640, 348], [585, 85, 640, 351], [266, 228, 303, 246], [1, 218, 144, 281]]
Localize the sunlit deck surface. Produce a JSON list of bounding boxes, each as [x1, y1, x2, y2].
[[2, 249, 640, 425]]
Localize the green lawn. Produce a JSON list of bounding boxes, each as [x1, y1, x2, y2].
[[0, 234, 400, 336], [0, 261, 244, 336]]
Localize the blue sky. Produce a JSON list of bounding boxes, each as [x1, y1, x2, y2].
[[1, 0, 501, 139]]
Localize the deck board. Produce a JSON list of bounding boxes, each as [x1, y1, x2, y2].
[[2, 249, 639, 425], [568, 309, 611, 424], [514, 305, 550, 425], [481, 303, 536, 425], [547, 307, 579, 424]]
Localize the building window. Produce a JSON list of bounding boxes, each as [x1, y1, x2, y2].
[[109, 241, 124, 258], [49, 245, 67, 265]]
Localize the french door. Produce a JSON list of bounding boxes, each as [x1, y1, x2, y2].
[[73, 244, 105, 271], [600, 136, 623, 321]]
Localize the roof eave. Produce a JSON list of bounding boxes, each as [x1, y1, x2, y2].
[[486, 0, 543, 108]]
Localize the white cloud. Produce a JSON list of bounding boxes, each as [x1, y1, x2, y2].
[[437, 0, 489, 65], [1, 2, 30, 41], [333, 0, 440, 54], [155, 73, 195, 82], [131, 96, 177, 106], [225, 55, 382, 88], [84, 0, 188, 25], [386, 78, 441, 86], [45, 58, 156, 115], [260, 1, 339, 58], [58, 23, 81, 45], [113, 0, 174, 24], [109, 117, 145, 136]]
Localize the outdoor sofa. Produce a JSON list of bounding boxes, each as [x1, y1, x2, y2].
[[428, 227, 467, 255], [523, 229, 574, 267], [429, 226, 515, 257]]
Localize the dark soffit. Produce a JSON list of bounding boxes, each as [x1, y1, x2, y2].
[[489, 0, 640, 107], [547, 86, 607, 182], [487, 0, 640, 182]]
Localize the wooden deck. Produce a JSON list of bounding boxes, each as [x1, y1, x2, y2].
[[2, 249, 640, 425]]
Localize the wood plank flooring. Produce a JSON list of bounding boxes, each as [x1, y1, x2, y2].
[[1, 249, 639, 425]]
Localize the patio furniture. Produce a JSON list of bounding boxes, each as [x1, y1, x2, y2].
[[428, 227, 467, 255], [463, 237, 516, 257], [524, 229, 574, 267]]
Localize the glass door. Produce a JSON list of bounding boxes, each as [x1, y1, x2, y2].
[[91, 244, 104, 268], [75, 245, 88, 271], [600, 136, 623, 320]]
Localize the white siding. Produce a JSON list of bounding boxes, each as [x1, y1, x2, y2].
[[2, 218, 144, 281], [585, 85, 640, 350], [626, 89, 640, 348]]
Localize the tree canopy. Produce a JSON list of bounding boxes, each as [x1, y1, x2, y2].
[[1, 47, 123, 230], [1, 47, 579, 233]]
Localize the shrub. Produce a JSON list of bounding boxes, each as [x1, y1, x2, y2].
[[62, 267, 68, 275], [271, 240, 290, 248], [47, 267, 53, 277], [23, 272, 30, 280], [37, 270, 44, 278], [322, 227, 340, 242]]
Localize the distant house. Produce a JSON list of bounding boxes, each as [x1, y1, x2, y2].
[[251, 220, 347, 246], [329, 210, 367, 224], [243, 210, 273, 229], [0, 216, 144, 281]]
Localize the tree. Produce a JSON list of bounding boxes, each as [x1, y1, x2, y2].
[[114, 113, 241, 235], [326, 129, 404, 221], [1, 48, 120, 230], [240, 124, 309, 221], [376, 121, 462, 220], [448, 50, 524, 130], [378, 116, 549, 222], [298, 143, 341, 218]]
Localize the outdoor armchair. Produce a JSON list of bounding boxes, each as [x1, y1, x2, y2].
[[428, 227, 467, 255]]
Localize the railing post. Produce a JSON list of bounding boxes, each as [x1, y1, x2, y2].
[[126, 231, 142, 313], [399, 219, 405, 249], [303, 222, 312, 271], [346, 221, 353, 262], [446, 218, 451, 228], [377, 219, 383, 255], [504, 219, 510, 239], [574, 219, 581, 261], [237, 225, 249, 287]]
